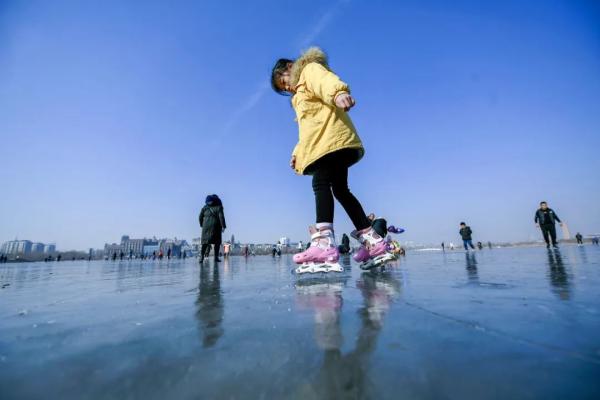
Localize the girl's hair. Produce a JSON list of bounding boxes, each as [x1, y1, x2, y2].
[[270, 58, 293, 95]]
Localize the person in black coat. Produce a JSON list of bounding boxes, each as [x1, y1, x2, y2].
[[534, 201, 563, 249], [199, 194, 226, 262], [338, 233, 351, 254]]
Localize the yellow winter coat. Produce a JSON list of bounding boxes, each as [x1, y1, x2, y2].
[[290, 47, 364, 175]]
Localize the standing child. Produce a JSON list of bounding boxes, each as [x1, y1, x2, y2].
[[271, 47, 394, 272]]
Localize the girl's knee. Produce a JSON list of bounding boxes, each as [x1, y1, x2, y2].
[[332, 185, 351, 198], [312, 180, 329, 189]]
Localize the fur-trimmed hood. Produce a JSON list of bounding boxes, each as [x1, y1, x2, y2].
[[290, 47, 329, 88]]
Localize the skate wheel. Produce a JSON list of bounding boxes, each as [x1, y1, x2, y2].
[[359, 261, 375, 270]]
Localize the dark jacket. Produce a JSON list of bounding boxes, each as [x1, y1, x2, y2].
[[338, 233, 351, 254], [534, 208, 561, 225], [459, 226, 473, 240], [341, 233, 350, 248], [199, 200, 226, 244]]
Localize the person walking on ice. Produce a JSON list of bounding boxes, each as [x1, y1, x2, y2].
[[534, 201, 562, 249], [198, 194, 226, 263], [271, 47, 395, 272], [459, 222, 475, 251]]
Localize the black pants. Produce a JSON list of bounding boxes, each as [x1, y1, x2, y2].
[[310, 150, 370, 230], [541, 224, 557, 245], [201, 243, 221, 259]]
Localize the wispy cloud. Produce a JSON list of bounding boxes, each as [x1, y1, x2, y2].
[[298, 0, 350, 49], [221, 82, 269, 135], [213, 0, 350, 144]]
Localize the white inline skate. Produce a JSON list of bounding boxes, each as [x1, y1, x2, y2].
[[293, 225, 343, 274]]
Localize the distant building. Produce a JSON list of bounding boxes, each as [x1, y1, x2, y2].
[[104, 235, 189, 257], [1, 240, 33, 255], [31, 243, 45, 253], [0, 240, 55, 256], [279, 237, 290, 247], [104, 235, 160, 257], [123, 239, 147, 255], [104, 243, 124, 257], [1, 241, 12, 254], [17, 240, 32, 254], [159, 238, 187, 257]]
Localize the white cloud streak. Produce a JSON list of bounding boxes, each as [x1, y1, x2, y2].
[[298, 0, 349, 49], [212, 0, 350, 145]]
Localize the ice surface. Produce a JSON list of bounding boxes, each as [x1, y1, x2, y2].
[[1, 246, 599, 399]]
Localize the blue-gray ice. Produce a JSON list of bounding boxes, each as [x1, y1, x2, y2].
[[1, 246, 599, 399]]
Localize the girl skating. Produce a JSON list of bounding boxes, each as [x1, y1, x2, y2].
[[271, 47, 395, 272]]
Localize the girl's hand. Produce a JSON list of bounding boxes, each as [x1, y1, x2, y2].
[[335, 93, 356, 111], [290, 155, 296, 170]]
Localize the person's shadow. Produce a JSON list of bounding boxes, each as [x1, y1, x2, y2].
[[546, 249, 571, 301], [292, 270, 401, 398], [195, 264, 224, 348]]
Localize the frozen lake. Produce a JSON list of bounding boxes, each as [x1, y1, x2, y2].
[[1, 246, 599, 399]]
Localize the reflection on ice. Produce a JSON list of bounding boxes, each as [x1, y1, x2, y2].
[[196, 264, 224, 348], [546, 249, 572, 301], [0, 246, 599, 399]]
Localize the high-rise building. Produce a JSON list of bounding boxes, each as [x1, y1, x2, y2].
[[31, 243, 45, 253], [122, 238, 147, 255], [1, 241, 55, 255], [1, 240, 33, 255]]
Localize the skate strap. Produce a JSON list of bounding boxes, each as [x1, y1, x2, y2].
[[310, 229, 333, 241], [309, 231, 321, 241]]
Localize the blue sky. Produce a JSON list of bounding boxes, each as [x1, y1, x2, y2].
[[1, 0, 599, 250]]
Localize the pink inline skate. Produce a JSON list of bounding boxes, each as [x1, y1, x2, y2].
[[293, 225, 343, 274], [352, 227, 396, 270]]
